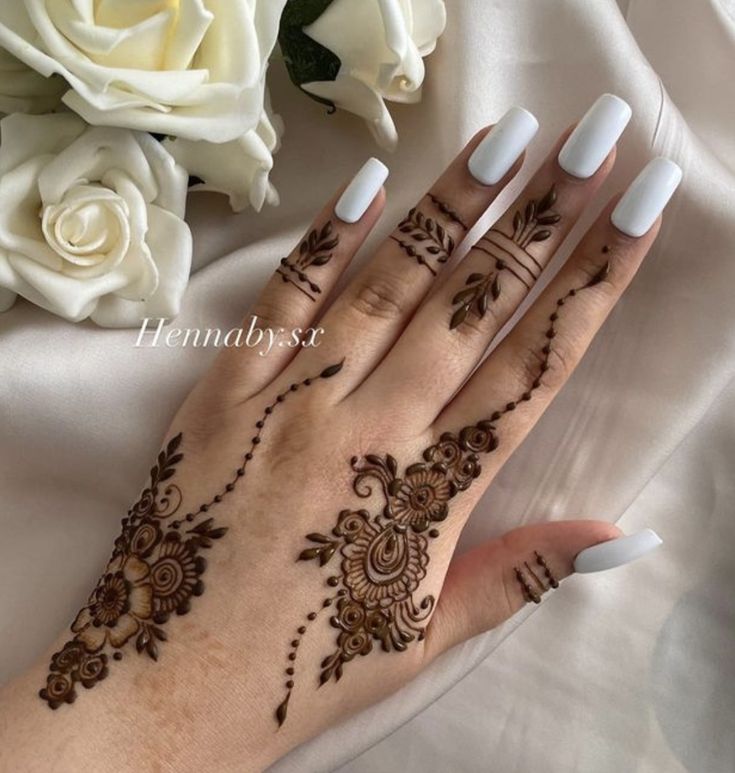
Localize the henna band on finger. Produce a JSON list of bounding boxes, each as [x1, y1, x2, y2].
[[277, 221, 340, 301], [450, 186, 560, 329], [514, 551, 560, 604]]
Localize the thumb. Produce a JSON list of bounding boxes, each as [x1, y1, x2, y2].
[[423, 520, 662, 661]]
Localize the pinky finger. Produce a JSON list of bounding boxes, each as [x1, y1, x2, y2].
[[422, 520, 662, 660], [211, 158, 389, 402]]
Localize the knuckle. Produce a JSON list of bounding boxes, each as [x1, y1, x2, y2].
[[511, 335, 571, 393], [349, 274, 408, 321]]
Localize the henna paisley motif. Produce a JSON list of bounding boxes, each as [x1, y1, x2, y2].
[[277, 257, 611, 726], [40, 361, 345, 710]]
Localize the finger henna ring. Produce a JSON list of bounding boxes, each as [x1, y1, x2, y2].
[[514, 552, 560, 604]]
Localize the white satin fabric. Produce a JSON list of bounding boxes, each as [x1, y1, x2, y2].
[[1, 1, 733, 771]]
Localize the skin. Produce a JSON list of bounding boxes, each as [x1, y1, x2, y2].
[[0, 120, 663, 773]]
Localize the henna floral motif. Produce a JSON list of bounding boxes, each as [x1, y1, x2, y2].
[[277, 255, 611, 726], [278, 221, 340, 301], [391, 208, 456, 275], [450, 185, 561, 329], [514, 552, 559, 604], [41, 361, 345, 710]]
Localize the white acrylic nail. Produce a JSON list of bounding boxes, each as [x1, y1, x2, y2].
[[468, 106, 539, 186], [558, 93, 632, 178], [611, 157, 683, 237], [334, 157, 389, 224], [573, 529, 663, 573]]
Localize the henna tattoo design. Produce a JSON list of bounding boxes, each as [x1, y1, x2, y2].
[[428, 194, 469, 231], [276, 254, 611, 726], [391, 208, 456, 276], [40, 361, 345, 710], [450, 186, 560, 329], [278, 221, 340, 301], [514, 552, 559, 604]]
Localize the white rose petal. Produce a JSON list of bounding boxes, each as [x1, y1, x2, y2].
[[302, 0, 447, 150], [164, 93, 283, 213], [0, 0, 287, 213], [0, 113, 192, 327]]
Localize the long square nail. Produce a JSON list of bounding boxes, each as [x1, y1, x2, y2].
[[335, 157, 389, 223], [468, 106, 539, 186]]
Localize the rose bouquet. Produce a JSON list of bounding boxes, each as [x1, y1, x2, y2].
[[0, 0, 446, 327]]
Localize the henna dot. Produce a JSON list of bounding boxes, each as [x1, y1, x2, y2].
[[286, 680, 294, 689], [214, 495, 222, 503], [280, 257, 288, 265], [307, 612, 317, 621], [550, 312, 558, 321], [172, 522, 180, 530], [570, 289, 576, 296], [602, 245, 610, 253], [505, 402, 516, 411], [557, 298, 565, 306], [201, 504, 209, 512], [323, 599, 332, 608], [532, 378, 542, 389], [113, 652, 123, 661], [542, 344, 551, 355], [286, 667, 294, 675], [256, 420, 264, 429], [491, 411, 501, 421], [265, 406, 273, 414], [277, 395, 284, 403], [186, 514, 194, 522], [304, 378, 312, 386], [288, 653, 296, 661], [521, 392, 532, 401], [297, 626, 306, 635], [245, 452, 253, 460], [237, 469, 244, 477], [290, 384, 298, 392], [226, 483, 234, 492], [252, 437, 260, 445], [291, 640, 299, 648], [546, 330, 556, 339], [327, 577, 339, 587], [429, 529, 440, 538], [338, 589, 347, 596]]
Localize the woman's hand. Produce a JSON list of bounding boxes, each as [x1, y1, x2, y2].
[[0, 95, 680, 773]]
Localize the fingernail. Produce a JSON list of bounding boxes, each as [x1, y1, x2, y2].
[[573, 528, 663, 573], [611, 157, 683, 237], [558, 93, 632, 178], [468, 106, 539, 186], [334, 157, 389, 223]]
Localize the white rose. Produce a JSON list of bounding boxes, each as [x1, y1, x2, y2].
[[0, 46, 65, 115], [300, 0, 447, 150], [0, 1, 286, 143], [0, 113, 192, 327], [163, 94, 283, 213]]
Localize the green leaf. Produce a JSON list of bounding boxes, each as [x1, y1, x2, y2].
[[279, 0, 342, 110]]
